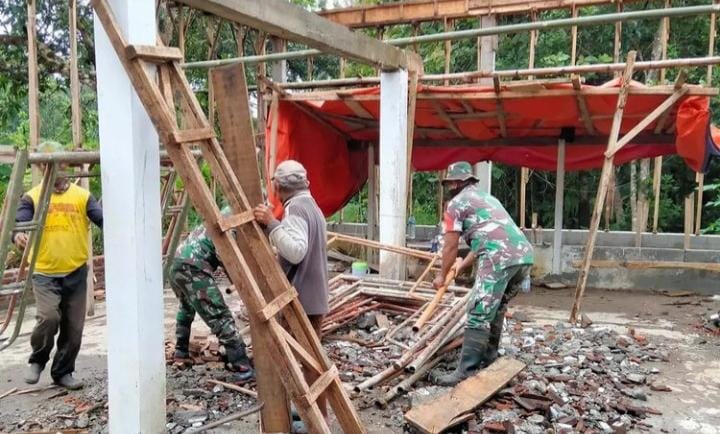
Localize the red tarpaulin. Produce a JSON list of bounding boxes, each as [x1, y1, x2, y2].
[[266, 79, 720, 216]]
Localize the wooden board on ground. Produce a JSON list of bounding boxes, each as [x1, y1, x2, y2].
[[404, 357, 525, 434]]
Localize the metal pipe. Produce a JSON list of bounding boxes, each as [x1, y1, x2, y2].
[[182, 5, 720, 69]]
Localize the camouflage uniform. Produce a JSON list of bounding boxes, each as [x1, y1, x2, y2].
[[170, 207, 240, 346], [443, 183, 533, 331]]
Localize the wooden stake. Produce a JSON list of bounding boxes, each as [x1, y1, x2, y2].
[[27, 0, 40, 184], [684, 195, 694, 250], [443, 18, 453, 86], [406, 67, 420, 216], [613, 2, 623, 77], [695, 172, 704, 235], [529, 11, 537, 72], [570, 51, 637, 323], [571, 5, 579, 66], [661, 0, 670, 83], [652, 156, 662, 233], [709, 1, 717, 85], [268, 92, 280, 180], [519, 167, 529, 228]]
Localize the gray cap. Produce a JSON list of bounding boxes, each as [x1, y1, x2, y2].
[[273, 160, 309, 189]]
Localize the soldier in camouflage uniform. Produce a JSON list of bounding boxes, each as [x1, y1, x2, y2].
[[432, 161, 533, 386], [169, 207, 254, 381]]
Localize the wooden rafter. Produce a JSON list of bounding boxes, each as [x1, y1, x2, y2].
[[572, 75, 595, 134], [318, 0, 645, 28], [174, 0, 407, 69], [431, 101, 463, 137], [654, 70, 688, 134], [492, 77, 508, 138]]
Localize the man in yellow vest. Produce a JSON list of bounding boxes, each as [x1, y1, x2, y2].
[[13, 141, 103, 390]]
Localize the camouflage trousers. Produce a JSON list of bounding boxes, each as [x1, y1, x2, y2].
[[466, 260, 531, 331], [169, 261, 240, 346]]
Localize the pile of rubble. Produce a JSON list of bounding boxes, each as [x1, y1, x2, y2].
[[459, 316, 669, 433]]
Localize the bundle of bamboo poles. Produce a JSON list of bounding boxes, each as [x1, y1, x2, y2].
[[323, 275, 469, 406]]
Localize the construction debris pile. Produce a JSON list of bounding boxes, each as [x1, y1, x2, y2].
[[324, 275, 672, 433]]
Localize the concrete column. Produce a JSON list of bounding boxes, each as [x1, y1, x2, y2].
[[379, 69, 408, 279], [552, 139, 566, 274], [270, 37, 287, 83], [474, 15, 497, 195], [474, 162, 492, 194], [94, 1, 166, 432]]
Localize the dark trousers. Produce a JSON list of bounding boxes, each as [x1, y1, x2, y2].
[[28, 265, 87, 381]]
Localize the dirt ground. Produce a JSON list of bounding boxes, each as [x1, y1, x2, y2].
[[1, 286, 718, 433]]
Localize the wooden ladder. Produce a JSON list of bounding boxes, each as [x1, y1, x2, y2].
[[92, 1, 364, 433]]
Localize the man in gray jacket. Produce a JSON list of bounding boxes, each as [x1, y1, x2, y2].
[[253, 160, 329, 428]]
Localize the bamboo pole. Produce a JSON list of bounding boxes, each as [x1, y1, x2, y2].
[[570, 51, 637, 323], [408, 255, 439, 294], [327, 232, 435, 260], [268, 92, 280, 179], [444, 18, 453, 86], [412, 261, 459, 331], [256, 56, 720, 91]]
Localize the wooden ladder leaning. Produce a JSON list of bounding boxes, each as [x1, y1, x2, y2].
[[92, 1, 365, 433]]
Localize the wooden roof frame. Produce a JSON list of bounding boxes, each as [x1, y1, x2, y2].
[[173, 0, 409, 70], [318, 0, 645, 29]]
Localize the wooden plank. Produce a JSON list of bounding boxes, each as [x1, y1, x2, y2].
[[170, 127, 215, 144], [275, 323, 324, 375], [318, 0, 643, 28], [211, 62, 263, 206], [126, 44, 183, 62], [342, 98, 374, 120], [174, 0, 407, 69], [268, 92, 280, 179], [570, 51, 636, 323], [606, 86, 688, 157], [572, 75, 595, 134], [492, 77, 508, 138], [404, 357, 525, 433], [306, 366, 339, 405], [653, 71, 687, 134], [217, 211, 255, 232], [258, 287, 298, 322], [571, 259, 720, 273], [431, 101, 463, 137]]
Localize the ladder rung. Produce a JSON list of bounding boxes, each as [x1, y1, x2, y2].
[[258, 287, 298, 322], [169, 128, 215, 145], [218, 211, 255, 233], [125, 45, 183, 63], [13, 222, 38, 232], [304, 366, 339, 406]]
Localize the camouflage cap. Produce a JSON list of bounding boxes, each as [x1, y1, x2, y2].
[[37, 140, 63, 154], [443, 161, 478, 183]]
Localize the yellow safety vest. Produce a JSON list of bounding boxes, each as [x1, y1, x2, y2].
[[27, 183, 91, 275]]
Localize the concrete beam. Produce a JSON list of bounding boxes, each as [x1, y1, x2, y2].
[[379, 69, 409, 279], [174, 0, 407, 70], [94, 0, 166, 432], [552, 139, 566, 274]]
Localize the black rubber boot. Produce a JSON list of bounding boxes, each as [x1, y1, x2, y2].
[[486, 308, 506, 363], [174, 323, 192, 360], [224, 340, 255, 382], [433, 328, 490, 387]]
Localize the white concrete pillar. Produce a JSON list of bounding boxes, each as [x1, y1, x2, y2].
[[94, 1, 166, 432], [379, 69, 408, 279], [474, 162, 492, 193], [552, 139, 566, 274]]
